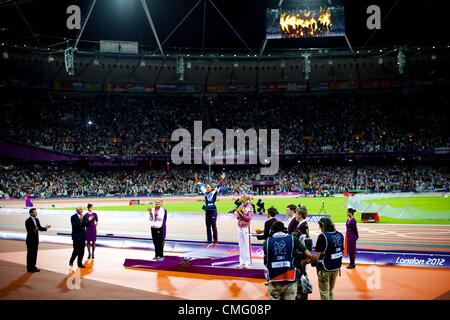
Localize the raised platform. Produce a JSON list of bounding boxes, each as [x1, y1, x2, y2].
[[1, 230, 449, 269], [124, 255, 266, 279]]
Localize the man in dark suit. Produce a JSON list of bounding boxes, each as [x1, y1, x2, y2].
[[286, 204, 299, 234], [256, 207, 278, 240], [25, 208, 50, 273], [69, 206, 93, 270]]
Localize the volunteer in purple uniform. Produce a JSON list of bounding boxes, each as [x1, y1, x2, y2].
[[294, 205, 309, 236], [256, 207, 278, 241], [25, 192, 33, 207], [346, 208, 359, 269], [292, 205, 312, 300], [286, 204, 299, 234], [148, 199, 168, 260], [194, 172, 225, 248], [84, 203, 98, 259]]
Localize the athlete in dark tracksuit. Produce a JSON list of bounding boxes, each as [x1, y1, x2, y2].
[[195, 172, 225, 248]]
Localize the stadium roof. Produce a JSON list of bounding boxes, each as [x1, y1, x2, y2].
[[0, 0, 448, 56]]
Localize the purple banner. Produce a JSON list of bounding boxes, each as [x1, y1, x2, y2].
[[356, 250, 450, 269], [252, 180, 276, 186]]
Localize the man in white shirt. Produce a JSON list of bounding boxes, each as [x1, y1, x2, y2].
[[148, 199, 167, 261]]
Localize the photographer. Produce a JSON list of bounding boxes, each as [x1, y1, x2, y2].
[[256, 199, 265, 215], [311, 217, 344, 300], [263, 221, 312, 300]]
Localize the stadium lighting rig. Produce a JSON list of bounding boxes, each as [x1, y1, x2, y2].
[[397, 47, 406, 75], [177, 55, 185, 81], [64, 47, 75, 76], [302, 53, 311, 80]]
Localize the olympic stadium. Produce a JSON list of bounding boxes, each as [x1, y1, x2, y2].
[[0, 0, 449, 303]]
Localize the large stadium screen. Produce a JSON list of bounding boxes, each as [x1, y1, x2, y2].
[[266, 5, 345, 39]]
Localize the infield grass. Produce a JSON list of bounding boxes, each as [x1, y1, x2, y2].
[[58, 196, 450, 225]]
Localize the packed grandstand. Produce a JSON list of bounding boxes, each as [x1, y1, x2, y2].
[[0, 163, 448, 198], [1, 87, 448, 156]]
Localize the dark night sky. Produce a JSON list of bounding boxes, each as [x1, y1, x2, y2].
[[0, 0, 448, 51]]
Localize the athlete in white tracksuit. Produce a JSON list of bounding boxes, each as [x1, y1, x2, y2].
[[235, 194, 253, 268]]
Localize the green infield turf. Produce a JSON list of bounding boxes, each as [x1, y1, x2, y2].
[[58, 196, 450, 225], [362, 196, 450, 211]]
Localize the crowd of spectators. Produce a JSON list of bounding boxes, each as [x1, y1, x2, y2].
[[0, 163, 447, 199], [0, 88, 448, 156]]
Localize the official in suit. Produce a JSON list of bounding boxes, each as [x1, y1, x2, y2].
[[69, 206, 93, 270], [25, 208, 50, 272], [286, 204, 299, 234], [256, 207, 278, 241]]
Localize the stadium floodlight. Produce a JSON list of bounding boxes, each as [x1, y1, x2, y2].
[[87, 121, 93, 126], [176, 55, 185, 81], [64, 47, 75, 76], [397, 47, 406, 75], [302, 54, 311, 80]]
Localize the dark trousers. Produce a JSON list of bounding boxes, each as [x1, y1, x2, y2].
[[151, 227, 165, 258], [205, 210, 218, 243], [26, 241, 38, 271], [349, 254, 356, 266], [70, 240, 85, 267]]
